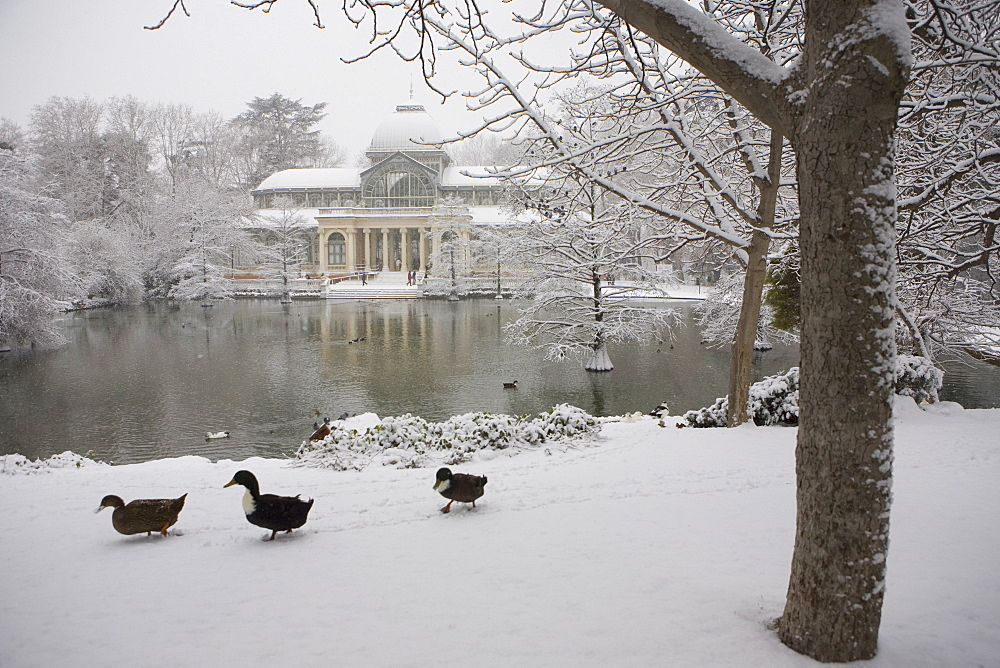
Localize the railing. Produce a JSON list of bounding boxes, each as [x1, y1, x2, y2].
[[328, 269, 378, 285], [316, 207, 434, 217], [227, 278, 327, 294]]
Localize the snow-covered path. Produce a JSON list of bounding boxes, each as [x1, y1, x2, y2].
[[1, 400, 997, 666]]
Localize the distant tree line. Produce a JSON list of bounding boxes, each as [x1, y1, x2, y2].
[[0, 92, 340, 347]]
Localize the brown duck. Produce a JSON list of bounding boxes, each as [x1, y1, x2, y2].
[[433, 467, 487, 513], [97, 493, 187, 536]]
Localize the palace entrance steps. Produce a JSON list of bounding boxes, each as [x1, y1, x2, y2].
[[326, 271, 423, 299]]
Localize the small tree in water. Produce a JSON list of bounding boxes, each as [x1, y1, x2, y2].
[[505, 173, 677, 371]]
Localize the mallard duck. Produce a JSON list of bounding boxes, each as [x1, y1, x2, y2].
[[503, 380, 518, 389], [433, 467, 487, 513], [206, 431, 230, 439], [96, 493, 187, 536], [224, 470, 314, 540], [309, 417, 331, 441]]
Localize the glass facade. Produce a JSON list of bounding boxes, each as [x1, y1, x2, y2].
[[364, 169, 435, 208]]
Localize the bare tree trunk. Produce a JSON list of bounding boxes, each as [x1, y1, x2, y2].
[[726, 227, 770, 425], [586, 269, 613, 371], [726, 132, 782, 426], [777, 2, 908, 660]]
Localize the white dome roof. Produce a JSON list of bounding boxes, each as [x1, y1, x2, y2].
[[368, 104, 444, 153]]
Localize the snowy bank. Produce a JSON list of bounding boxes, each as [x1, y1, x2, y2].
[[1, 399, 998, 666]]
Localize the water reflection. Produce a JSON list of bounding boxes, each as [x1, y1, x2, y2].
[[1, 299, 996, 464]]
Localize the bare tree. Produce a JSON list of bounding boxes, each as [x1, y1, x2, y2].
[[0, 149, 80, 347], [144, 180, 261, 302], [893, 1, 1000, 359], [152, 102, 196, 192], [28, 96, 106, 222], [259, 195, 314, 302], [0, 118, 26, 151], [505, 171, 678, 370]]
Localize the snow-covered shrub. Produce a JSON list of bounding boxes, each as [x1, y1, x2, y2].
[[534, 404, 602, 439], [748, 366, 799, 425], [293, 404, 600, 471], [683, 397, 730, 428], [684, 356, 945, 428], [1, 450, 104, 474], [682, 367, 800, 428], [895, 354, 944, 404]]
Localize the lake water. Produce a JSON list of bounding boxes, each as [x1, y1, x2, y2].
[[2, 299, 997, 464]]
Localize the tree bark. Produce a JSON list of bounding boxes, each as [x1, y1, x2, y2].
[[778, 2, 908, 660], [587, 269, 614, 371], [726, 131, 782, 427], [726, 227, 770, 425]]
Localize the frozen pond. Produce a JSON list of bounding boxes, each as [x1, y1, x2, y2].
[[1, 299, 996, 464]]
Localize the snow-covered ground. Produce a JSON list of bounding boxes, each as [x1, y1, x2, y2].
[[1, 399, 997, 667]]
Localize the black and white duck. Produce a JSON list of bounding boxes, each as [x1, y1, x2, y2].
[[96, 493, 187, 536], [224, 470, 314, 540], [433, 467, 488, 513]]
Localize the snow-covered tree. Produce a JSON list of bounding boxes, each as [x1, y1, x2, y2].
[[257, 195, 314, 302], [64, 219, 144, 305], [346, 3, 798, 422], [230, 93, 329, 188], [505, 164, 678, 371], [427, 196, 473, 299], [314, 0, 911, 660], [0, 118, 25, 152], [28, 96, 157, 228], [27, 96, 106, 222], [144, 181, 261, 302], [469, 221, 520, 298], [101, 96, 156, 226], [893, 1, 1000, 359], [0, 149, 79, 347]]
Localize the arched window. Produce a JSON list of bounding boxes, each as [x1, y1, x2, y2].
[[327, 232, 346, 267], [364, 169, 435, 208]]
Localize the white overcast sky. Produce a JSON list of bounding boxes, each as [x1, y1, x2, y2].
[[0, 0, 491, 159]]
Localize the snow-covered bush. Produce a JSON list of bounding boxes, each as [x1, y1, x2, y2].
[[895, 354, 944, 404], [748, 366, 800, 425], [1, 450, 104, 474], [684, 356, 945, 428], [293, 404, 600, 471], [682, 367, 800, 428], [683, 397, 730, 428]]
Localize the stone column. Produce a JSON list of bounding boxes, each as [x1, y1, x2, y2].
[[346, 229, 356, 270], [402, 228, 411, 272], [430, 228, 441, 274], [363, 229, 371, 270], [381, 228, 389, 271], [319, 230, 327, 273], [419, 227, 429, 272]]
